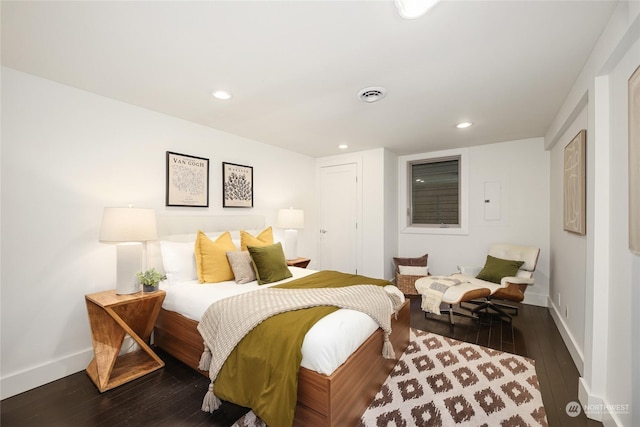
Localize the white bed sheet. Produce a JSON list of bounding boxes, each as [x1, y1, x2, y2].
[[160, 267, 397, 375]]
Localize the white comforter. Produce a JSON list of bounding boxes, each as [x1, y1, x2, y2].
[[160, 267, 403, 375]]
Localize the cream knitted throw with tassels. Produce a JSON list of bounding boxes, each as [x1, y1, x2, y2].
[[197, 285, 398, 413], [415, 276, 463, 315]]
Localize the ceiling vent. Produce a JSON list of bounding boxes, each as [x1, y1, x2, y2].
[[357, 87, 387, 103]]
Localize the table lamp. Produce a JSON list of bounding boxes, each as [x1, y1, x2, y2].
[[277, 207, 304, 260], [99, 207, 158, 294]]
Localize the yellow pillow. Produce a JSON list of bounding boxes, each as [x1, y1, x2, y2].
[[240, 226, 274, 251], [194, 231, 237, 283]]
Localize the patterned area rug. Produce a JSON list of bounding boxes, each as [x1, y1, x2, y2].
[[231, 328, 548, 426]]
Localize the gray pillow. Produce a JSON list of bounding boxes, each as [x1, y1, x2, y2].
[[226, 251, 256, 284]]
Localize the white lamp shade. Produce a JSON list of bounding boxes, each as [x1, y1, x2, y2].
[[277, 208, 304, 230], [99, 207, 158, 242]]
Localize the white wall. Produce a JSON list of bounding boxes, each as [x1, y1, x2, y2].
[[548, 106, 588, 372], [545, 2, 640, 425], [383, 148, 398, 280], [398, 138, 550, 306], [362, 148, 399, 280], [602, 35, 638, 427], [0, 67, 316, 399], [361, 149, 386, 278]]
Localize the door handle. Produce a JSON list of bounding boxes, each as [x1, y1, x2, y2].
[[320, 229, 328, 234]]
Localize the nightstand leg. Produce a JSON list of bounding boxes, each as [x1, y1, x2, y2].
[[86, 300, 126, 391]]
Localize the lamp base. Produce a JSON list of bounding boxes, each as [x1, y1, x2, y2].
[[116, 243, 142, 294], [283, 229, 298, 260]]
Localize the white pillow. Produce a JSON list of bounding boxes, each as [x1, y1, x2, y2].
[[398, 265, 429, 276], [160, 240, 197, 285]]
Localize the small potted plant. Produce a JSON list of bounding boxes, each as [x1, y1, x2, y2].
[[136, 268, 166, 293]]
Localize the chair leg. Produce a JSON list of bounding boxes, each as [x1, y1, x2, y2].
[[439, 304, 478, 325], [492, 301, 519, 315], [462, 299, 520, 316], [459, 299, 483, 310], [470, 300, 513, 322]]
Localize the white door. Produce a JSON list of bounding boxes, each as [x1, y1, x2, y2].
[[319, 163, 358, 273]]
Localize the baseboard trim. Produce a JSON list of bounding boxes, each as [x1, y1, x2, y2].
[[579, 377, 604, 422], [1, 348, 93, 400], [548, 298, 584, 374], [579, 378, 629, 426]]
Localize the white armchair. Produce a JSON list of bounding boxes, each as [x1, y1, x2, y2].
[[426, 243, 539, 324]]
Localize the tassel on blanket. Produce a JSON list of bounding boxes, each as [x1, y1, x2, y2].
[[198, 343, 212, 371], [382, 334, 395, 359], [201, 382, 221, 412]]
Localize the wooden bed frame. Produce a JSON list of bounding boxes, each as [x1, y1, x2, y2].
[[154, 300, 410, 426]]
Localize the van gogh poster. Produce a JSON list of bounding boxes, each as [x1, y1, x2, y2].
[[166, 151, 209, 207]]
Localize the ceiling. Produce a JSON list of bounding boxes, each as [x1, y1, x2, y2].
[[1, 1, 616, 158]]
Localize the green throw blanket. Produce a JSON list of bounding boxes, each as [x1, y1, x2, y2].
[[202, 271, 395, 427]]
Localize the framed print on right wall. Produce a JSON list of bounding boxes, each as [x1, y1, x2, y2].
[[629, 65, 640, 255], [563, 129, 587, 235]]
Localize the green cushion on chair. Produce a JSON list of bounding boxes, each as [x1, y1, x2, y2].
[[476, 255, 524, 284]]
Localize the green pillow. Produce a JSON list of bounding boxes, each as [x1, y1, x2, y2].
[[248, 242, 293, 285], [476, 255, 524, 284]]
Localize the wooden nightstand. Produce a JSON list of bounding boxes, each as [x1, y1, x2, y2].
[[286, 257, 311, 268], [85, 289, 166, 392]]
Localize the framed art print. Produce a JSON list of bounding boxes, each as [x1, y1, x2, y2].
[[166, 151, 209, 207], [223, 162, 253, 208], [563, 129, 586, 235], [629, 65, 640, 255]]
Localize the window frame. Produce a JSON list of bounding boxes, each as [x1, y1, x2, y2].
[[398, 148, 468, 235], [408, 155, 461, 228]]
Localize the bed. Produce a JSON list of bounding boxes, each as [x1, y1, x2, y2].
[[149, 215, 410, 426]]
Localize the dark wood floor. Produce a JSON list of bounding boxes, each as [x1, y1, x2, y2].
[[1, 299, 601, 427]]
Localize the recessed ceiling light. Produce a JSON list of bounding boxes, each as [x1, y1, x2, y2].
[[211, 90, 232, 100], [338, 144, 349, 150], [456, 122, 472, 129]]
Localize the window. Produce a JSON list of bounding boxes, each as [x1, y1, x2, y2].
[[399, 148, 467, 235], [409, 156, 460, 227]]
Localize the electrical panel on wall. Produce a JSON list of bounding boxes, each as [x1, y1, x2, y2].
[[484, 181, 501, 220]]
